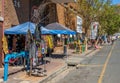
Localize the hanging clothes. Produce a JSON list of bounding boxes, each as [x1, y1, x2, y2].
[[41, 39, 46, 55], [31, 40, 37, 66], [2, 35, 8, 54], [12, 35, 17, 52], [34, 25, 41, 42], [25, 29, 33, 51]]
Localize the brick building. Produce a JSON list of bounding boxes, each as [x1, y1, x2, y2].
[[0, 0, 78, 67], [0, 0, 4, 67], [30, 0, 78, 31], [0, 0, 78, 30]]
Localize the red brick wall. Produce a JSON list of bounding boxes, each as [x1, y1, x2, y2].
[[4, 0, 19, 29], [3, 0, 77, 30], [56, 3, 77, 30], [0, 1, 2, 15], [56, 4, 65, 25], [3, 0, 30, 29], [0, 22, 3, 67]]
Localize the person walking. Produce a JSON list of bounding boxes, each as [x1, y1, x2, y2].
[[111, 36, 115, 45]]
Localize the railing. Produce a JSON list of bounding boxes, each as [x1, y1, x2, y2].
[[4, 51, 29, 82]]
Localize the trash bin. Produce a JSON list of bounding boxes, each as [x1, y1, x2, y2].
[[82, 44, 85, 53], [63, 45, 67, 55], [76, 44, 80, 52]]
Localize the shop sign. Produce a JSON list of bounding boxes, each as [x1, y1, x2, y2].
[[90, 22, 99, 39], [76, 16, 82, 33]]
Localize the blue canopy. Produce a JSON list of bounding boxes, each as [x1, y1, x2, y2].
[[45, 22, 76, 35], [4, 22, 52, 35]]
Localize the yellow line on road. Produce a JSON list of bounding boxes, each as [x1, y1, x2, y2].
[[77, 64, 103, 67], [98, 43, 115, 83]]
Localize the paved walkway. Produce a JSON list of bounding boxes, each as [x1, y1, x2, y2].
[[0, 46, 99, 83], [0, 58, 65, 83]]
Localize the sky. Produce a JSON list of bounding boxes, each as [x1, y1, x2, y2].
[[112, 0, 120, 4]]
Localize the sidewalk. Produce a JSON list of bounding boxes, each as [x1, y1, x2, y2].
[[0, 58, 66, 83], [0, 47, 100, 83]]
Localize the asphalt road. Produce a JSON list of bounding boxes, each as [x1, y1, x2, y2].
[[55, 40, 120, 83]]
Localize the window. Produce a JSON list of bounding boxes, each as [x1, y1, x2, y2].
[[13, 0, 20, 8], [64, 3, 68, 5]]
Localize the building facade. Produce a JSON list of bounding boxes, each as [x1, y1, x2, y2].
[[0, 0, 79, 67], [30, 0, 77, 30], [1, 0, 78, 30], [0, 0, 4, 67]]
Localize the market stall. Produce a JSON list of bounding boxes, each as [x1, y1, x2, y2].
[[3, 22, 55, 81], [4, 22, 53, 35], [3, 22, 76, 81], [45, 22, 76, 35], [45, 22, 76, 55]]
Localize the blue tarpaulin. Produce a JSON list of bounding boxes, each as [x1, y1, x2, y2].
[[4, 22, 76, 35], [45, 22, 76, 35], [4, 22, 52, 35]]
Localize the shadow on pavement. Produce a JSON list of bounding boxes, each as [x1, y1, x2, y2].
[[2, 68, 25, 79], [50, 54, 66, 59]]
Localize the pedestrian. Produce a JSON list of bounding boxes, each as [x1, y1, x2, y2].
[[111, 36, 114, 45]]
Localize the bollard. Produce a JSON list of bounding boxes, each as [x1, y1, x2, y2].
[[63, 45, 67, 55], [82, 44, 85, 53]]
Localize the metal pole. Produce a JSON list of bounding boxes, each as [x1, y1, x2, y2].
[[0, 0, 4, 68], [29, 0, 32, 76], [43, 53, 46, 73]]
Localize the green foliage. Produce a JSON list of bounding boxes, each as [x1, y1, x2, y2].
[[77, 0, 120, 35], [98, 5, 120, 35]]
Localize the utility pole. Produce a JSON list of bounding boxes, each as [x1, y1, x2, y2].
[[0, 0, 4, 68]]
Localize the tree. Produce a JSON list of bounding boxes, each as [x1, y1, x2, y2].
[[77, 0, 120, 36], [98, 3, 120, 35], [77, 0, 105, 36]]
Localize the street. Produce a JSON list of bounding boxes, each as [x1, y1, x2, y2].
[[48, 40, 120, 83], [0, 0, 120, 83]]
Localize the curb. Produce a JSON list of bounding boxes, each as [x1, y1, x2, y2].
[[39, 64, 67, 83], [81, 49, 95, 56], [66, 49, 96, 66], [76, 48, 103, 68], [38, 48, 102, 83], [86, 47, 103, 57]]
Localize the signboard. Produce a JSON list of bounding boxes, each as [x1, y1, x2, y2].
[[90, 22, 99, 39], [76, 16, 82, 33]]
